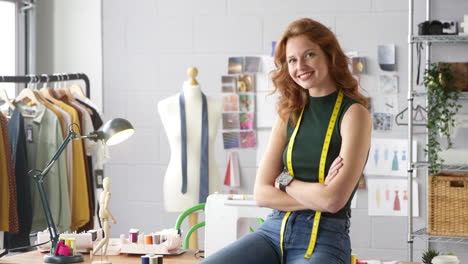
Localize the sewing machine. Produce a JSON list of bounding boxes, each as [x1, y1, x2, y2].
[[204, 193, 271, 257]]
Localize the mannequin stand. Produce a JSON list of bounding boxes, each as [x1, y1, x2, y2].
[[188, 213, 198, 249]]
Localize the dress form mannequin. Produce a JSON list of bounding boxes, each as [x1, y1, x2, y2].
[[90, 177, 117, 264], [158, 67, 222, 212]]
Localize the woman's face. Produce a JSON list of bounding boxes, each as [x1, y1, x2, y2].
[[285, 35, 334, 94]]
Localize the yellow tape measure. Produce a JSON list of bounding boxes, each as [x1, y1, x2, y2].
[[280, 90, 343, 261]]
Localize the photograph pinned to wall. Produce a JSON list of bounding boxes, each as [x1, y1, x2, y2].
[[364, 138, 417, 177], [346, 51, 366, 75], [240, 131, 257, 148], [223, 132, 240, 149], [238, 74, 255, 92], [257, 91, 277, 128], [379, 75, 398, 94], [223, 94, 239, 112], [373, 95, 399, 116], [372, 112, 393, 131], [240, 112, 254, 130], [228, 57, 243, 74], [222, 75, 237, 93], [367, 178, 419, 216], [222, 113, 240, 130], [351, 57, 366, 75], [378, 44, 396, 71], [239, 94, 255, 112], [244, 57, 261, 73]]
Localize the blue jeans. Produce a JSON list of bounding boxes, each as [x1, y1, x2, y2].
[[200, 210, 351, 264]]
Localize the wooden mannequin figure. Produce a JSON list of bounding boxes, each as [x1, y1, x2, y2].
[[90, 177, 117, 264], [158, 67, 222, 248]]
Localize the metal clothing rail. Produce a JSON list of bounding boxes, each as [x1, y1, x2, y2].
[[0, 73, 90, 97]]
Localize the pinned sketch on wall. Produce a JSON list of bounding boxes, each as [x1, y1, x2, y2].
[[372, 112, 393, 131], [222, 57, 259, 149], [228, 57, 243, 74], [346, 51, 367, 75], [222, 75, 237, 93], [379, 75, 398, 94], [223, 94, 239, 112], [378, 44, 396, 71], [364, 138, 417, 177], [373, 95, 399, 116], [257, 91, 277, 128], [367, 179, 418, 216]]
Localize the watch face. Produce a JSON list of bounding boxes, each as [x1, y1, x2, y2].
[[278, 170, 293, 186]]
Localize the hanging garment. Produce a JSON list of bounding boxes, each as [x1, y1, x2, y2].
[[179, 89, 209, 203], [54, 100, 90, 231], [0, 114, 11, 232], [0, 113, 19, 233], [17, 103, 71, 232], [224, 151, 240, 188], [4, 109, 32, 248], [70, 101, 96, 232]]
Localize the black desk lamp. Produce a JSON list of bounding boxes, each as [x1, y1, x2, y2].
[[34, 118, 134, 263]]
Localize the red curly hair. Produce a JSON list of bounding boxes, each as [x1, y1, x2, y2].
[[271, 18, 368, 126]]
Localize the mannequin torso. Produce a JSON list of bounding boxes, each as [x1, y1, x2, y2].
[[158, 81, 222, 212]]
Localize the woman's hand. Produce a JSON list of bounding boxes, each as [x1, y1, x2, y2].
[[324, 156, 343, 185]]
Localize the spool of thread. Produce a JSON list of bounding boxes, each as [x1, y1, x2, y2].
[[351, 255, 357, 264], [144, 235, 153, 244], [141, 255, 150, 264], [64, 238, 72, 247], [149, 255, 163, 264], [138, 233, 144, 244], [129, 231, 138, 243], [152, 233, 161, 244], [69, 238, 76, 255]]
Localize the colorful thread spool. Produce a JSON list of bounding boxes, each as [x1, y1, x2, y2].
[[152, 233, 161, 244], [149, 255, 163, 264], [69, 238, 76, 255], [144, 235, 153, 244], [141, 255, 150, 264], [129, 229, 139, 243]]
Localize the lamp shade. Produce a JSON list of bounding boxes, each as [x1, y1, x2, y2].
[[98, 118, 134, 146]]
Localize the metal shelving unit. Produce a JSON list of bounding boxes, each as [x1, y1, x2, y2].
[[413, 228, 468, 244], [412, 35, 468, 43], [407, 0, 468, 261]]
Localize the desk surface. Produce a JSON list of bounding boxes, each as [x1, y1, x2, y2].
[[0, 250, 423, 264], [0, 250, 201, 264]]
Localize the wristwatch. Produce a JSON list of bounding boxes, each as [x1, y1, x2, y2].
[[275, 170, 294, 192]]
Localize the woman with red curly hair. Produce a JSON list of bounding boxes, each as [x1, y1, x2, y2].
[[201, 18, 371, 264]]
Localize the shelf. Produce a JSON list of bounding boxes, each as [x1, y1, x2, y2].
[[412, 162, 468, 172], [413, 228, 468, 244], [412, 35, 468, 43], [413, 91, 468, 99]]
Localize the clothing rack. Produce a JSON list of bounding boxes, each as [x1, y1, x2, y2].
[[0, 73, 90, 97]]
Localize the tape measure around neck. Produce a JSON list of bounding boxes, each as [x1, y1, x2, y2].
[[280, 90, 344, 261]]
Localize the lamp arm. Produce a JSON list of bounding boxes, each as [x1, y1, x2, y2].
[[33, 128, 79, 254], [38, 129, 79, 181]]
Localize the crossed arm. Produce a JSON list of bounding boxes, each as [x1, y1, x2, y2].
[[254, 103, 371, 213]]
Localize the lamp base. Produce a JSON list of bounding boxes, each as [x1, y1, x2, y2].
[[43, 253, 84, 263]]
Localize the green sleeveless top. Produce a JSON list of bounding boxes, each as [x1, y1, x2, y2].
[[282, 90, 358, 218]]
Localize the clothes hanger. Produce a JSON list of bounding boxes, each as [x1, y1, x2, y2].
[[62, 73, 93, 115], [0, 76, 15, 110], [14, 75, 41, 107], [69, 73, 86, 99], [395, 104, 427, 126]]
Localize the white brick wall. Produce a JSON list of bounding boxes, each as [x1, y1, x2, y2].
[[99, 0, 468, 261]]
